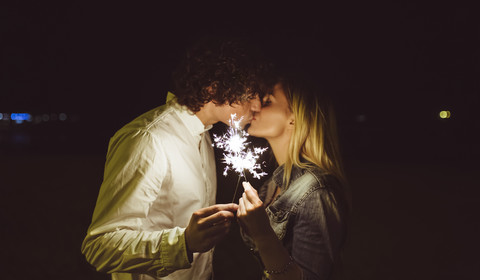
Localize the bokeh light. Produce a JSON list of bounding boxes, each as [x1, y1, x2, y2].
[[11, 113, 32, 124], [439, 110, 451, 119], [59, 113, 67, 121]]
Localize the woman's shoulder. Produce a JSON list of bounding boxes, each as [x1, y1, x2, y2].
[[295, 166, 350, 217], [289, 166, 345, 206], [304, 167, 342, 190], [268, 164, 346, 210], [292, 165, 341, 191]]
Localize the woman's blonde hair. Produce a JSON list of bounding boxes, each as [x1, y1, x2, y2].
[[280, 76, 346, 188]]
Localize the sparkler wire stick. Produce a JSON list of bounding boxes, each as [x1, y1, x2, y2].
[[231, 172, 244, 203]]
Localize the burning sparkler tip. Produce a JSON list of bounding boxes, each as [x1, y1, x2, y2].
[[213, 114, 268, 179]]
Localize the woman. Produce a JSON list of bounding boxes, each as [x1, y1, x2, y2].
[[237, 74, 350, 280]]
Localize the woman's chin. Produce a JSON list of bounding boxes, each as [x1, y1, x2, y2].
[[246, 126, 260, 137]]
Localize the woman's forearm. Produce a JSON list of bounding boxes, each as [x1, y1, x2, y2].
[[254, 229, 303, 280], [237, 182, 303, 279]]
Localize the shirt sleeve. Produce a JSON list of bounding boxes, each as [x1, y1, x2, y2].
[[81, 129, 191, 277], [291, 177, 347, 280]]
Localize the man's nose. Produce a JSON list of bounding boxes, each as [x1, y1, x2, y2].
[[250, 96, 261, 112]]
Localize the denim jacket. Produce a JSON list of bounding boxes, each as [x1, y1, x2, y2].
[[244, 164, 348, 280]]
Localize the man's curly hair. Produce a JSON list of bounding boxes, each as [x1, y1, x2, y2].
[[172, 36, 275, 112]]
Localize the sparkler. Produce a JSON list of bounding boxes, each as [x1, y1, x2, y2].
[[213, 114, 268, 202]]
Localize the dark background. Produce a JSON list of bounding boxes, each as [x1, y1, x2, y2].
[[1, 1, 479, 279]]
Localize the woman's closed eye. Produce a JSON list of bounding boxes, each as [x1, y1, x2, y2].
[[262, 96, 272, 107]]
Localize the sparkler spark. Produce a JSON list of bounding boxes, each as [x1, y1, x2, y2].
[[213, 114, 268, 180]]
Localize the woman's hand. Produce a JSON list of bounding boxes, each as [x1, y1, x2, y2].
[[237, 182, 275, 243], [238, 182, 303, 279]]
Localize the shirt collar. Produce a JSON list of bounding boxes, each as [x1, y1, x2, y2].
[[168, 92, 213, 137]]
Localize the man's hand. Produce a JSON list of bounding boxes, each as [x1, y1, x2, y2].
[[185, 203, 238, 254]]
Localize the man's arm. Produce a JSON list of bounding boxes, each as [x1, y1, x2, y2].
[[82, 227, 190, 276], [81, 130, 237, 277]]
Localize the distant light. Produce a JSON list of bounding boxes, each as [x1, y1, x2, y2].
[[34, 115, 42, 123], [42, 114, 50, 122], [0, 113, 3, 120], [2, 113, 10, 120], [59, 113, 67, 121], [439, 111, 451, 119], [11, 113, 32, 121]]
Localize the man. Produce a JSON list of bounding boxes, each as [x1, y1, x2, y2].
[[81, 37, 272, 280]]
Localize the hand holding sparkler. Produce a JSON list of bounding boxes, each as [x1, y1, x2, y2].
[[237, 181, 273, 243], [213, 114, 268, 202], [238, 182, 302, 278], [185, 203, 238, 257]]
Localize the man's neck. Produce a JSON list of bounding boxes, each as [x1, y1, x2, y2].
[[195, 101, 217, 128]]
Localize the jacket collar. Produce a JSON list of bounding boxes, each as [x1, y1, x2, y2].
[[272, 163, 307, 188]]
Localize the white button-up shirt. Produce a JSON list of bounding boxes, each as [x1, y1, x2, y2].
[[82, 93, 216, 280]]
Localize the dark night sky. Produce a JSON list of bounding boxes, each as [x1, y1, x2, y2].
[[1, 1, 479, 158], [1, 4, 479, 280]]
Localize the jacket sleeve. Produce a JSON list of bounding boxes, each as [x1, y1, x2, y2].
[[291, 178, 347, 280], [81, 129, 191, 277]]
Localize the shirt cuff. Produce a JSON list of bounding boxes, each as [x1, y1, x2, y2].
[[158, 227, 192, 275]]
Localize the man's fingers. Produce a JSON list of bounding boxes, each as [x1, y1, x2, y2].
[[202, 219, 233, 237], [206, 227, 231, 244], [197, 210, 235, 229], [189, 221, 233, 252], [194, 203, 238, 218]]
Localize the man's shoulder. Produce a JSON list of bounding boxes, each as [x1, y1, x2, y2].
[[122, 103, 181, 133], [107, 104, 178, 145]]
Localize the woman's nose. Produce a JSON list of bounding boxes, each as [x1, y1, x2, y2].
[[250, 96, 261, 112]]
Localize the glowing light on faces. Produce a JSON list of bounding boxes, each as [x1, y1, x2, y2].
[[213, 114, 268, 179], [439, 110, 451, 119]]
